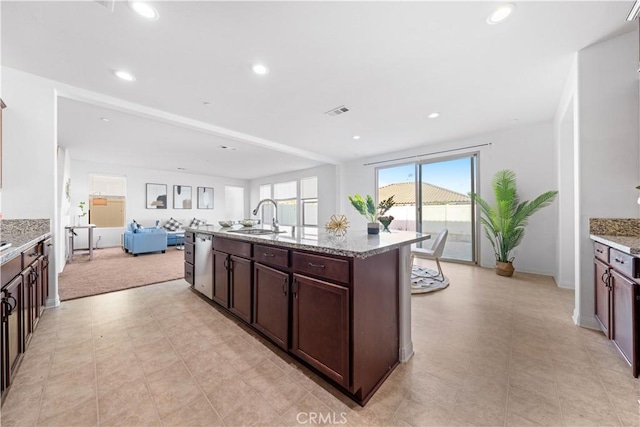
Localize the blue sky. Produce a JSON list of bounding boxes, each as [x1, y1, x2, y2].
[[377, 157, 474, 195]]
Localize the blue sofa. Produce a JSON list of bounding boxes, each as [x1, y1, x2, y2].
[[123, 223, 168, 256]]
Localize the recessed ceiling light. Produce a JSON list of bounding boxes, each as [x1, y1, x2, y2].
[[130, 1, 159, 20], [220, 145, 238, 151], [252, 64, 269, 75], [203, 101, 211, 106], [428, 112, 440, 119], [487, 4, 515, 25], [177, 167, 186, 170], [100, 117, 110, 122], [353, 135, 361, 140], [114, 70, 136, 81]]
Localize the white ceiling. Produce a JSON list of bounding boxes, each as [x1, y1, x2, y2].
[[2, 1, 635, 178]]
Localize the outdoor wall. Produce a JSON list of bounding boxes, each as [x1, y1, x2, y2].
[[573, 30, 640, 329], [340, 121, 558, 275], [249, 164, 338, 227], [387, 204, 471, 235], [69, 159, 249, 250]]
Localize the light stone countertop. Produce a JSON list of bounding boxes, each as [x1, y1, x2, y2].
[[1, 219, 52, 265], [185, 225, 431, 259], [590, 234, 640, 256]]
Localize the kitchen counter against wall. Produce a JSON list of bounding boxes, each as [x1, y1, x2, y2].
[[0, 219, 51, 265]]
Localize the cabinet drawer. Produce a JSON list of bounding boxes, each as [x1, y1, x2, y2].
[[184, 262, 194, 285], [610, 249, 639, 278], [292, 252, 350, 284], [22, 244, 42, 269], [254, 244, 289, 268], [215, 238, 252, 258], [184, 243, 195, 265], [1, 256, 21, 288], [185, 232, 195, 244], [594, 242, 609, 263]]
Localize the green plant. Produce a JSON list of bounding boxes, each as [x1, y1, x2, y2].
[[78, 201, 87, 217], [470, 170, 558, 263], [348, 194, 396, 223]]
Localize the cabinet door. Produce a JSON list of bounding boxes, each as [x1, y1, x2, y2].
[[229, 256, 252, 324], [4, 276, 23, 386], [212, 250, 229, 307], [610, 269, 638, 376], [1, 288, 7, 397], [594, 259, 611, 337], [253, 264, 289, 350], [22, 266, 38, 347], [40, 254, 49, 313], [291, 274, 350, 388]]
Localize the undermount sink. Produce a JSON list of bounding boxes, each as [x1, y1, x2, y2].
[[226, 228, 278, 235]]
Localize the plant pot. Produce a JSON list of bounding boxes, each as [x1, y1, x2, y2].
[[495, 261, 515, 277], [367, 222, 380, 235]]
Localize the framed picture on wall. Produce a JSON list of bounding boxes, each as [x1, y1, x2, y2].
[[146, 183, 167, 209], [197, 187, 214, 209], [174, 185, 192, 209]]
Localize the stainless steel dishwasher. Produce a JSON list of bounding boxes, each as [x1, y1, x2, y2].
[[194, 233, 213, 299]]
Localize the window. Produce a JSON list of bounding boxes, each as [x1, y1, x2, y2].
[[273, 181, 297, 226], [88, 174, 126, 228], [301, 177, 318, 226], [259, 177, 318, 228], [225, 186, 245, 220]]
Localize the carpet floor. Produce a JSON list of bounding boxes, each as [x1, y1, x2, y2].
[[58, 246, 184, 301]]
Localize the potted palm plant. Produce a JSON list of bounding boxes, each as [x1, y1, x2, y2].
[[471, 169, 558, 277]]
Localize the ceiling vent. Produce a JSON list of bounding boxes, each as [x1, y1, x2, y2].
[[94, 0, 115, 12], [324, 105, 350, 117]]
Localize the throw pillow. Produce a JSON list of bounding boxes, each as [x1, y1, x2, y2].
[[190, 218, 206, 227], [163, 217, 182, 232]]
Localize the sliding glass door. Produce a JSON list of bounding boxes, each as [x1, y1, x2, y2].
[[377, 154, 477, 263], [419, 155, 476, 262]]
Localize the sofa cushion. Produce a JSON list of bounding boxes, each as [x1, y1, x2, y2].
[[163, 217, 182, 231], [190, 218, 207, 227]]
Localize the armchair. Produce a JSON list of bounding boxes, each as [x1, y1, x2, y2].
[[123, 222, 168, 256]]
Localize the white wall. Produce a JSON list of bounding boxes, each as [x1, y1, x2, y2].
[[56, 146, 72, 273], [2, 67, 59, 306], [574, 31, 640, 329], [249, 164, 338, 227], [69, 159, 248, 249], [340, 122, 558, 275], [553, 57, 577, 289]]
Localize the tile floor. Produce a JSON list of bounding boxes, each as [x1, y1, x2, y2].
[[1, 261, 639, 426]]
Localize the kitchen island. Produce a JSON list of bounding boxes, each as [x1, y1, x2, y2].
[[183, 224, 430, 405]]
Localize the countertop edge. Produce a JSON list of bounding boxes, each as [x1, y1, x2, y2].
[[590, 234, 640, 255], [184, 227, 430, 259], [1, 232, 52, 265]]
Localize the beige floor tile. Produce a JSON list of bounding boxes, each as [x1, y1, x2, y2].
[[560, 392, 621, 427], [506, 383, 563, 426], [38, 365, 97, 423], [36, 396, 98, 427], [394, 393, 452, 426], [135, 337, 181, 376], [278, 393, 337, 427], [450, 389, 506, 426], [205, 377, 259, 419], [161, 396, 224, 427], [259, 375, 309, 415], [244, 358, 288, 393], [146, 360, 204, 419], [221, 393, 281, 427]]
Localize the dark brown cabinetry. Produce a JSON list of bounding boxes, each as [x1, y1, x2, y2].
[[184, 232, 194, 286], [1, 236, 49, 403], [595, 258, 611, 336], [253, 263, 289, 350], [593, 241, 639, 377], [229, 255, 252, 323], [212, 250, 229, 306], [291, 273, 350, 388]]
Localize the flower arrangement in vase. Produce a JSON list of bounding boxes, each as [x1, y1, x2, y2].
[[348, 194, 396, 234]]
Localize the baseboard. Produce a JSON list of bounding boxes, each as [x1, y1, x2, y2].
[[45, 295, 60, 308], [556, 280, 575, 289], [572, 311, 600, 330], [399, 341, 414, 362]]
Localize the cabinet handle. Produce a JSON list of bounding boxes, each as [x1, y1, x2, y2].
[[4, 295, 17, 313], [292, 279, 298, 299], [308, 262, 325, 269], [263, 253, 275, 258], [282, 277, 287, 296], [595, 249, 603, 254], [615, 257, 625, 265], [601, 271, 609, 284]]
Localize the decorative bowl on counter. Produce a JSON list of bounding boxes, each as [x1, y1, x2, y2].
[[239, 219, 260, 227], [218, 220, 234, 227]]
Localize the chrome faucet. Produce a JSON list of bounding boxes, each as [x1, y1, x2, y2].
[[252, 198, 279, 233]]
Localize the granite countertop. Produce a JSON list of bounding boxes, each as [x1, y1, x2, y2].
[[184, 225, 431, 259], [1, 219, 52, 265], [590, 234, 640, 256]]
